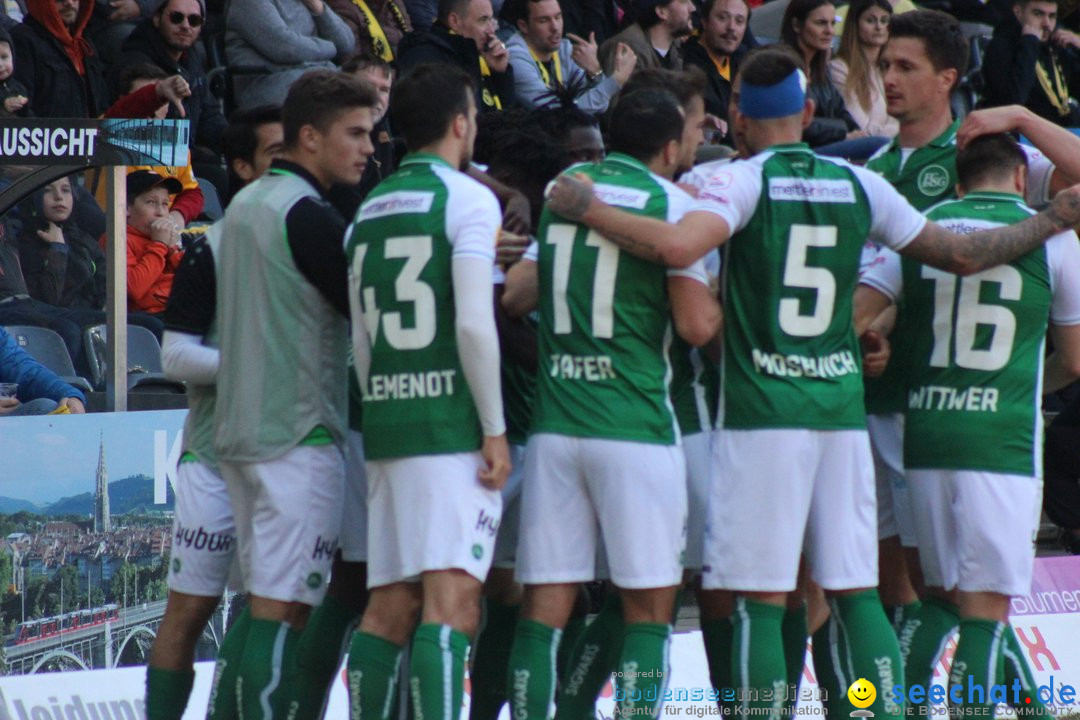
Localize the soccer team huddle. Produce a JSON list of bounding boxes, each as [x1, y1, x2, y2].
[[144, 8, 1080, 720]]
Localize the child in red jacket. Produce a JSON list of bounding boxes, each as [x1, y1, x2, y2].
[[126, 171, 183, 316]]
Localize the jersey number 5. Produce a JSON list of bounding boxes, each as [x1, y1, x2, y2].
[[921, 265, 1021, 372], [547, 224, 620, 339], [353, 236, 437, 350], [779, 225, 837, 337]]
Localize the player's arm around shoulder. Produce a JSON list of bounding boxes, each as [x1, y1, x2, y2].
[[667, 255, 721, 348], [502, 240, 539, 318]]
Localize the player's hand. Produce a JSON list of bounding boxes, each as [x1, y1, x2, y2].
[[1051, 29, 1080, 49], [155, 75, 191, 118], [496, 230, 530, 266], [545, 172, 595, 221], [860, 329, 890, 378], [483, 36, 510, 74], [0, 397, 19, 415], [502, 190, 532, 236], [150, 217, 181, 247], [567, 32, 601, 75], [61, 397, 86, 414], [109, 0, 139, 21], [612, 42, 637, 85], [1048, 181, 1080, 229], [957, 105, 1030, 149], [478, 434, 511, 490], [3, 95, 27, 113], [37, 221, 65, 246]]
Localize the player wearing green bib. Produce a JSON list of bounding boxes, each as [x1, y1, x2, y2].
[[857, 134, 1080, 715], [503, 87, 720, 720], [345, 64, 510, 720], [545, 46, 1080, 720]]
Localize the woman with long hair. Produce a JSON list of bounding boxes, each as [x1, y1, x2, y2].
[[829, 0, 898, 137]]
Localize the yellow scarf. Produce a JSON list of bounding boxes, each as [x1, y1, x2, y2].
[[704, 45, 731, 81], [529, 45, 563, 88], [1036, 51, 1071, 117], [478, 56, 503, 110], [352, 0, 393, 61]]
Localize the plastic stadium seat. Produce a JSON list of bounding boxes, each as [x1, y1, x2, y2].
[[3, 325, 94, 394], [84, 324, 186, 394]]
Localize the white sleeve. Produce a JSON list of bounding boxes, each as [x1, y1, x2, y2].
[[853, 165, 927, 252], [1022, 146, 1055, 207], [442, 169, 501, 262], [667, 256, 709, 283], [859, 246, 904, 303], [453, 256, 506, 436], [522, 239, 539, 263], [1047, 231, 1080, 325], [688, 159, 764, 234], [677, 158, 732, 194], [161, 330, 218, 385]]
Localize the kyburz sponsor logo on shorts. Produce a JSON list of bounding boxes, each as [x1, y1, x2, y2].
[[311, 534, 338, 561], [475, 509, 500, 538], [768, 177, 856, 203], [174, 523, 234, 553], [917, 165, 950, 196]]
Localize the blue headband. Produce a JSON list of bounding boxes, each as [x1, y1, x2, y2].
[[738, 68, 808, 120]]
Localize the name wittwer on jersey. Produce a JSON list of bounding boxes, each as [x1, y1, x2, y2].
[[549, 353, 617, 381], [367, 370, 457, 401], [751, 349, 858, 379], [908, 385, 1000, 412]]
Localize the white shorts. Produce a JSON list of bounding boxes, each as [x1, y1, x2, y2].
[[867, 413, 916, 547], [220, 444, 345, 606], [493, 444, 527, 568], [168, 460, 239, 596], [340, 431, 369, 563], [366, 451, 502, 587], [907, 469, 1042, 596], [703, 429, 877, 592], [516, 434, 687, 589], [683, 431, 713, 572]]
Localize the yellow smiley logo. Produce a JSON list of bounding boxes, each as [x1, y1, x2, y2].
[[847, 678, 877, 709]]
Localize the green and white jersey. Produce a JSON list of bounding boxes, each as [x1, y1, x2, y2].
[[692, 143, 926, 430], [669, 250, 720, 436], [532, 153, 697, 444], [861, 192, 1080, 476], [345, 153, 501, 460]]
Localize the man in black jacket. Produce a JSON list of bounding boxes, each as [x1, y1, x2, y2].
[[982, 0, 1080, 126], [682, 0, 751, 141], [397, 0, 514, 113], [110, 0, 227, 153]]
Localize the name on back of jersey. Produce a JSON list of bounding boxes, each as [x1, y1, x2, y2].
[[908, 384, 1000, 413], [549, 353, 617, 381], [366, 369, 458, 401], [751, 348, 859, 379]]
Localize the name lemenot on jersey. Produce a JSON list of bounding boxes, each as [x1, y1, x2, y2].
[[767, 177, 856, 203], [908, 384, 1000, 412], [592, 183, 650, 209], [367, 369, 457, 401], [549, 353, 617, 381], [358, 190, 435, 221], [751, 348, 859, 378]]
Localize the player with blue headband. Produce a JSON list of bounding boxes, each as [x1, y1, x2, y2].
[[738, 65, 809, 120]]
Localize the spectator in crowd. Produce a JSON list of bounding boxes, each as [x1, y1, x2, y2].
[[0, 0, 27, 29], [829, 0, 898, 137], [397, 0, 515, 114], [506, 0, 636, 112], [403, 0, 437, 29], [11, 0, 111, 117], [331, 54, 397, 214], [983, 0, 1080, 126], [0, 27, 31, 116], [560, 0, 626, 43], [125, 171, 184, 316], [221, 104, 284, 203], [225, 0, 354, 110], [834, 0, 916, 36], [325, 0, 411, 61], [110, 0, 227, 159], [682, 0, 751, 140], [530, 95, 605, 162], [599, 0, 693, 72], [17, 176, 106, 312], [0, 326, 86, 415], [782, 0, 877, 153]]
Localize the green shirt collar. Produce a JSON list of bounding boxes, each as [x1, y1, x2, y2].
[[605, 152, 652, 173], [960, 190, 1025, 204], [885, 118, 961, 154], [399, 152, 454, 169]]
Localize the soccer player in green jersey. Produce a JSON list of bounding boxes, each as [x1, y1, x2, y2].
[[855, 133, 1080, 714], [344, 63, 511, 720], [545, 46, 1080, 720], [503, 87, 721, 720]]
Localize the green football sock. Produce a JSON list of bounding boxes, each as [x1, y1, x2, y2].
[[207, 606, 252, 720], [781, 603, 808, 712], [558, 615, 587, 684], [347, 631, 404, 720], [897, 596, 959, 696], [1002, 624, 1051, 716], [410, 624, 469, 720], [828, 590, 905, 718], [470, 599, 520, 720], [949, 619, 1006, 714], [811, 622, 845, 719], [701, 618, 734, 712], [508, 619, 562, 720], [884, 601, 923, 635], [237, 618, 302, 720], [615, 622, 671, 719], [555, 593, 623, 720], [731, 597, 786, 720], [145, 667, 194, 720], [294, 594, 360, 717]]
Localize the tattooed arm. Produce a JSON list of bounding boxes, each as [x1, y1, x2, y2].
[[903, 185, 1080, 275], [546, 172, 730, 267]]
